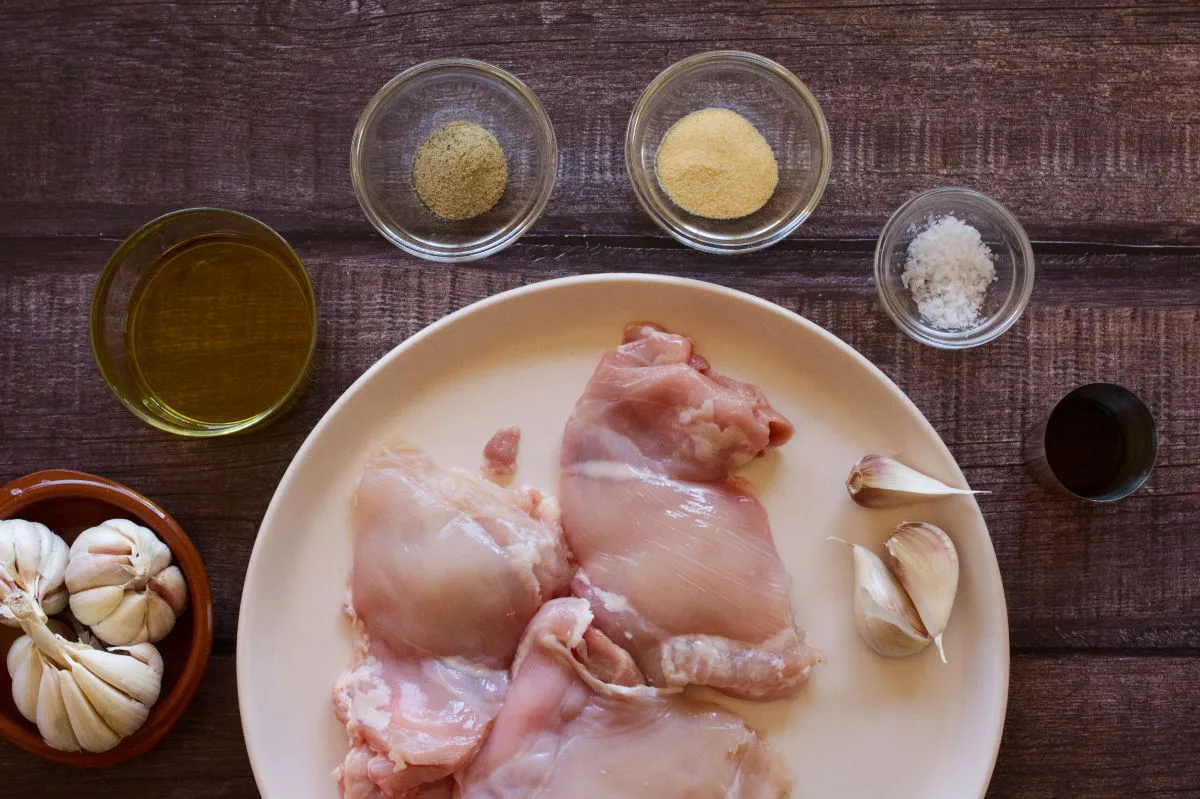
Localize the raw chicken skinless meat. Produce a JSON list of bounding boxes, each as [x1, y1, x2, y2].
[[560, 323, 823, 701], [333, 447, 573, 799], [458, 597, 792, 799], [481, 426, 521, 480]]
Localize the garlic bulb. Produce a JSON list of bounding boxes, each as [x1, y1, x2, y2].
[[66, 519, 188, 645], [4, 590, 163, 752], [847, 455, 984, 508], [885, 523, 960, 664], [830, 538, 930, 657], [0, 519, 69, 624]]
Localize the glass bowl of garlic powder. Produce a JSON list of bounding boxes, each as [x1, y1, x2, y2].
[[875, 187, 1035, 349], [626, 51, 831, 254]]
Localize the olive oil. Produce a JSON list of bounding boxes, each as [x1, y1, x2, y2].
[[124, 232, 315, 429]]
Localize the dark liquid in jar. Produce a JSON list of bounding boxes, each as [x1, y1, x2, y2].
[[1043, 396, 1126, 498]]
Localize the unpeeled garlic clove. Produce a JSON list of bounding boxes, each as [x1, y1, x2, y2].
[[885, 522, 960, 664], [66, 585, 126, 626], [77, 645, 163, 707], [59, 670, 121, 753], [7, 636, 41, 722], [89, 592, 151, 646], [37, 669, 79, 752], [151, 566, 189, 615], [69, 659, 150, 736], [830, 537, 930, 657], [846, 455, 985, 508]]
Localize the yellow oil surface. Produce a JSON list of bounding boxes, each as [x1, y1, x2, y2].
[[125, 234, 314, 427]]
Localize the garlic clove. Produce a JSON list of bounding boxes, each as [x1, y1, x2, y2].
[[831, 537, 930, 657], [19, 522, 67, 600], [69, 584, 127, 626], [69, 660, 150, 737], [151, 565, 189, 615], [65, 553, 134, 592], [11, 520, 44, 590], [6, 632, 32, 683], [91, 592, 150, 646], [0, 533, 14, 579], [68, 524, 132, 558], [847, 455, 985, 508], [37, 668, 81, 752], [144, 593, 179, 642], [37, 529, 69, 593], [8, 636, 42, 722], [77, 646, 163, 706], [42, 585, 69, 617], [134, 528, 173, 577], [885, 522, 960, 664], [58, 670, 121, 753], [113, 642, 164, 677]]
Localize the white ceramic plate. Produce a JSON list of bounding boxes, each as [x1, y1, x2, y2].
[[238, 274, 1009, 798]]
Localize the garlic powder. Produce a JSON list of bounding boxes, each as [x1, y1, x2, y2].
[[900, 215, 997, 331]]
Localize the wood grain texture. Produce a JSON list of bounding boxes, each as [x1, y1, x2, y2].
[[2, 1, 1199, 795], [2, 1, 1199, 241], [1, 653, 1196, 798], [2, 236, 1198, 651]]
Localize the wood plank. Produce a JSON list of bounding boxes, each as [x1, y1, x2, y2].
[[1, 652, 1196, 797], [1, 236, 1198, 650], [988, 654, 1200, 797], [2, 1, 1200, 242]]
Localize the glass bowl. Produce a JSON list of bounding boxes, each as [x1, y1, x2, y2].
[[875, 188, 1035, 349], [90, 208, 317, 437], [351, 59, 557, 262], [625, 51, 831, 254]]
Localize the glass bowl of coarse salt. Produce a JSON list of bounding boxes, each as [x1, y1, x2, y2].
[[874, 187, 1035, 349], [351, 59, 557, 262], [626, 51, 831, 254]]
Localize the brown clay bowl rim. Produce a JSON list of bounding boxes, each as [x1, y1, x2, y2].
[[0, 469, 214, 767]]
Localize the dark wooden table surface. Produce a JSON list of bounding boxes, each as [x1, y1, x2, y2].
[[2, 1, 1198, 796]]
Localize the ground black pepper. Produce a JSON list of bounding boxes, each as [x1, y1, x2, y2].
[[412, 121, 507, 220]]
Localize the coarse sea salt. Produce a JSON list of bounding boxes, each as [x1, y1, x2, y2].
[[900, 215, 997, 331]]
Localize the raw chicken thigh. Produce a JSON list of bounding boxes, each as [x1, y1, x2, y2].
[[333, 447, 573, 798], [560, 323, 821, 700], [458, 598, 792, 799]]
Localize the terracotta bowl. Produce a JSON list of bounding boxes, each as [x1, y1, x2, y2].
[[0, 469, 213, 766]]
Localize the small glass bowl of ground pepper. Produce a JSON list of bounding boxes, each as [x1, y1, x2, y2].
[[626, 51, 831, 254], [352, 59, 557, 262]]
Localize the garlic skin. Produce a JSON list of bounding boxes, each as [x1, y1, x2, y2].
[[3, 590, 163, 752], [0, 519, 69, 624], [885, 523, 960, 664], [831, 538, 930, 657], [66, 518, 188, 646], [847, 455, 983, 509]]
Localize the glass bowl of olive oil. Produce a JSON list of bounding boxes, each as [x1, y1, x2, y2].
[[91, 209, 317, 436]]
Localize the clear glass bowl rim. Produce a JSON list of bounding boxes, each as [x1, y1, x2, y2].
[[89, 207, 318, 437], [624, 50, 832, 254], [873, 187, 1035, 350], [350, 58, 558, 263]]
